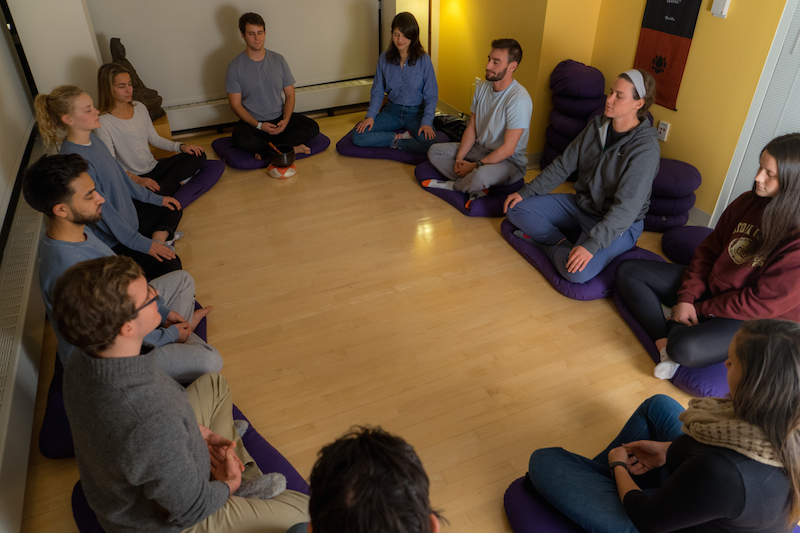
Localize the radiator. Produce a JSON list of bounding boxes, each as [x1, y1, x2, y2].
[[0, 188, 45, 533], [165, 78, 373, 132]]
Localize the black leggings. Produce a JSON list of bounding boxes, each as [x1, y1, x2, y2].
[[615, 259, 744, 367], [232, 115, 320, 157], [143, 152, 207, 196], [113, 200, 183, 279]]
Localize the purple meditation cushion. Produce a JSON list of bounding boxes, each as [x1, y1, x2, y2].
[[550, 60, 605, 99], [71, 405, 308, 533], [504, 476, 584, 533], [171, 159, 224, 208], [212, 133, 330, 170], [552, 94, 607, 118], [612, 285, 730, 398], [501, 219, 663, 301], [644, 212, 690, 233], [415, 162, 523, 217], [652, 159, 702, 198], [647, 193, 696, 216], [336, 128, 450, 165], [661, 225, 714, 266], [545, 125, 574, 153], [540, 143, 562, 171], [549, 109, 589, 139]]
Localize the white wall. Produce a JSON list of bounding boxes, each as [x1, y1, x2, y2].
[[7, 0, 102, 100], [0, 9, 35, 221]]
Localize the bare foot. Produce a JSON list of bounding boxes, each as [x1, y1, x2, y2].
[[655, 338, 668, 352], [191, 306, 213, 332], [293, 144, 311, 154], [254, 153, 262, 160]]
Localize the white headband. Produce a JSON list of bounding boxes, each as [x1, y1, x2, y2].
[[623, 69, 646, 100]]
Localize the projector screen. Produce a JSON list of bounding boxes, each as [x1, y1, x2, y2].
[[85, 0, 381, 107]]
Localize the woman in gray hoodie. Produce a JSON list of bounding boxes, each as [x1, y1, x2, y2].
[[504, 69, 660, 284]]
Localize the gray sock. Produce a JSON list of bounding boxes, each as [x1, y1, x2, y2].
[[233, 420, 249, 439], [234, 472, 287, 499]]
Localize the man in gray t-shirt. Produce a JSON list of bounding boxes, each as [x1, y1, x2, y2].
[[426, 39, 532, 202], [226, 12, 319, 158]]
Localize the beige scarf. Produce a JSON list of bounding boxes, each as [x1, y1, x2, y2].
[[679, 397, 783, 468]]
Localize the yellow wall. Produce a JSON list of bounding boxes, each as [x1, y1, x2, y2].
[[529, 0, 604, 155], [437, 0, 547, 119], [591, 0, 786, 213]]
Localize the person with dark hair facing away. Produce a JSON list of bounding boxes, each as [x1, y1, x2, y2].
[[96, 63, 208, 197], [54, 255, 309, 532], [527, 318, 800, 532], [34, 84, 183, 279], [616, 132, 800, 379], [226, 12, 320, 158], [286, 426, 444, 533], [504, 69, 660, 284], [352, 12, 438, 154], [426, 39, 532, 208], [24, 153, 220, 459]]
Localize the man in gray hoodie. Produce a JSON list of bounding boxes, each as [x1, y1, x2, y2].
[[504, 69, 660, 284]]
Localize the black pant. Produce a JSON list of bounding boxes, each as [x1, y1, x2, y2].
[[143, 152, 207, 196], [232, 115, 320, 157], [39, 356, 74, 459], [113, 200, 183, 278], [615, 259, 744, 367]]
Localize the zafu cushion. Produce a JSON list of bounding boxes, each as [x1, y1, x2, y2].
[[552, 94, 607, 118], [501, 219, 664, 301], [212, 133, 330, 170], [661, 225, 714, 266], [336, 129, 450, 165], [647, 193, 696, 216], [651, 158, 702, 198], [415, 162, 523, 217], [550, 60, 605, 99], [644, 212, 690, 233]]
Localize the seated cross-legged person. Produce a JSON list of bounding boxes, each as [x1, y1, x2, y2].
[[352, 12, 438, 154], [526, 319, 799, 533], [24, 153, 220, 382], [95, 63, 208, 197], [286, 426, 444, 533], [226, 12, 320, 158], [54, 255, 310, 533], [426, 39, 532, 207], [616, 133, 800, 379], [35, 85, 183, 279], [504, 69, 660, 284]]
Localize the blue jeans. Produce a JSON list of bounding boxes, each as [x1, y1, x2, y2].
[[352, 102, 435, 154], [506, 193, 643, 284], [528, 395, 685, 533]]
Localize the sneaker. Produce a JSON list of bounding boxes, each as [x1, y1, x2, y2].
[[166, 232, 184, 246]]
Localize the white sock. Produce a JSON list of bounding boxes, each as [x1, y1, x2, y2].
[[423, 179, 454, 190], [654, 346, 680, 380], [400, 131, 413, 140], [465, 189, 488, 208], [661, 304, 672, 320]]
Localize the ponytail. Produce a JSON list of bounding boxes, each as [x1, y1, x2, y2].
[[34, 85, 84, 153]]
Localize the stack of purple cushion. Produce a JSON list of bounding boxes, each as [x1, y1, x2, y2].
[[543, 60, 606, 173], [645, 159, 702, 232]]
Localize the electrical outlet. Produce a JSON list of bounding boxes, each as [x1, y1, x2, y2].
[[657, 121, 670, 142]]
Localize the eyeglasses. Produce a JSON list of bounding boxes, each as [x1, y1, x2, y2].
[[133, 284, 158, 315]]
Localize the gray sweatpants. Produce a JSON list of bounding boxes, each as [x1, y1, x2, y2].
[[150, 271, 223, 383], [427, 142, 525, 193]]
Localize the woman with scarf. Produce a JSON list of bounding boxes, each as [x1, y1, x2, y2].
[[526, 318, 799, 532]]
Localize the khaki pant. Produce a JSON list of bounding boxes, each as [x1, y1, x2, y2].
[[183, 373, 310, 533]]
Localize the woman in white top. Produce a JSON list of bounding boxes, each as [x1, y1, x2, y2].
[[96, 63, 207, 196]]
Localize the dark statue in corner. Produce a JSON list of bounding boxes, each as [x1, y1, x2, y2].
[[110, 38, 165, 121]]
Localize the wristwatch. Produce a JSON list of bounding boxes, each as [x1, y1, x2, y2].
[[475, 160, 485, 168]]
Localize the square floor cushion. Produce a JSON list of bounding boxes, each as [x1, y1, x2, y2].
[[336, 128, 450, 165], [501, 219, 664, 301], [71, 404, 309, 532], [612, 285, 730, 398], [171, 159, 225, 208], [415, 161, 524, 217], [212, 133, 330, 170], [504, 476, 584, 533]]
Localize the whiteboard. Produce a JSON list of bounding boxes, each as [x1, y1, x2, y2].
[[85, 0, 381, 107]]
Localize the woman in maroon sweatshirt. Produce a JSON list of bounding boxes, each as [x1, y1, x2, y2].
[[615, 132, 800, 379]]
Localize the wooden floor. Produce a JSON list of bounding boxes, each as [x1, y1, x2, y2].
[[20, 111, 691, 533]]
